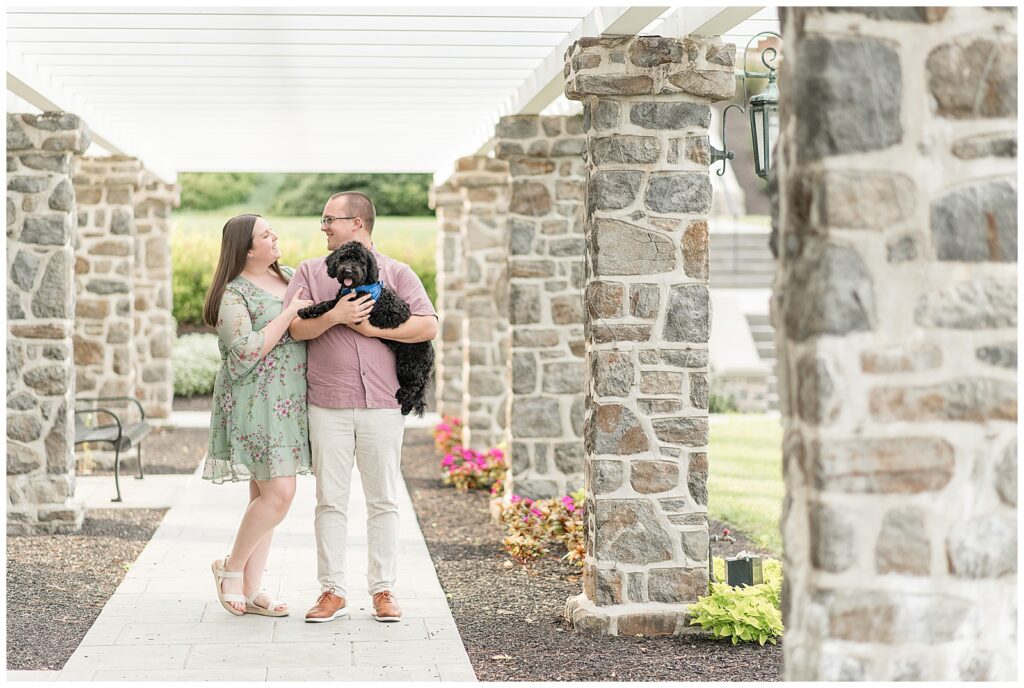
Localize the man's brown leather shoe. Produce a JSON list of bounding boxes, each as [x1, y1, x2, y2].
[[305, 589, 349, 623], [372, 590, 402, 622]]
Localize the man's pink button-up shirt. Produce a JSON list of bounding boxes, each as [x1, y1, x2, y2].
[[284, 245, 436, 410]]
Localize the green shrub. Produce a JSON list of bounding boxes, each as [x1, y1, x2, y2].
[[172, 334, 221, 397], [178, 172, 258, 211], [172, 262, 211, 328], [689, 557, 783, 645], [708, 391, 739, 413], [708, 371, 739, 413], [270, 173, 432, 217]]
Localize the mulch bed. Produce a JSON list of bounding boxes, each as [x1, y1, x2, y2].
[[399, 428, 783, 682], [6, 509, 167, 670]]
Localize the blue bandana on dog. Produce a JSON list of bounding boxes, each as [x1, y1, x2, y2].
[[340, 281, 384, 302]]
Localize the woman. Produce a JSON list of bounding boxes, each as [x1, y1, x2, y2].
[[202, 213, 313, 616]]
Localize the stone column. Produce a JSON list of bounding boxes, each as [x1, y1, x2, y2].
[[562, 35, 735, 635], [72, 156, 143, 401], [133, 171, 179, 418], [450, 156, 511, 450], [7, 112, 91, 534], [428, 180, 465, 419], [495, 115, 587, 499], [775, 7, 1017, 681]]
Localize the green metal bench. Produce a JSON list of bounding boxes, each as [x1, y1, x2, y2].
[[74, 396, 152, 502]]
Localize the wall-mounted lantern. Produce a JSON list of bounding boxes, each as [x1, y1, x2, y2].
[[711, 32, 782, 180]]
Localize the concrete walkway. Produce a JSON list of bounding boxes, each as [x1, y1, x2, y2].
[[11, 410, 475, 682]]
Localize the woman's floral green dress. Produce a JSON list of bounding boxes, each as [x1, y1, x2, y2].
[[203, 267, 312, 483]]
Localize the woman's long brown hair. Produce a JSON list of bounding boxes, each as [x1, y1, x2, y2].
[[202, 214, 288, 327]]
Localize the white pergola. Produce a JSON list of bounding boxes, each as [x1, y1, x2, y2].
[[6, 3, 778, 182]]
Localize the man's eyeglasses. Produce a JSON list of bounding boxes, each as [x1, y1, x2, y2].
[[321, 216, 358, 227]]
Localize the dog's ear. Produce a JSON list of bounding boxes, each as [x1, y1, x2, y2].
[[325, 249, 343, 279], [363, 246, 379, 283]]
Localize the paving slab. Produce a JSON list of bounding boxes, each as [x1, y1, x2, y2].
[[56, 440, 476, 682], [6, 671, 58, 682], [71, 474, 194, 510]]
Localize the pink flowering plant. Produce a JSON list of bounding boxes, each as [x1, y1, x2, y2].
[[432, 416, 463, 455], [498, 489, 585, 566], [440, 446, 507, 493]]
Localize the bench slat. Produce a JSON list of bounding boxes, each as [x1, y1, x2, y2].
[[74, 422, 152, 450]]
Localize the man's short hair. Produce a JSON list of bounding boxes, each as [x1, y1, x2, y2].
[[329, 191, 376, 234]]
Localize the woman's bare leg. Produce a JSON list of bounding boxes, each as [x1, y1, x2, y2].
[[244, 520, 283, 611], [220, 476, 296, 612]]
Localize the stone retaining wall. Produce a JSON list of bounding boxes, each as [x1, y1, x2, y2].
[[562, 34, 734, 635], [495, 114, 587, 499], [6, 113, 92, 534], [775, 7, 1017, 681]]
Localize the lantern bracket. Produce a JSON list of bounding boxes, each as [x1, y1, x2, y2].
[[711, 31, 782, 178]]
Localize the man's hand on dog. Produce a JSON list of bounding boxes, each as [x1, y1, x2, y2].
[[328, 292, 375, 326]]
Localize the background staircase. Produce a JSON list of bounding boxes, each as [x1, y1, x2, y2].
[[709, 229, 775, 290], [745, 312, 779, 411], [708, 224, 779, 411]]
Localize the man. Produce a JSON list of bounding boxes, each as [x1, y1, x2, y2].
[[285, 191, 437, 623]]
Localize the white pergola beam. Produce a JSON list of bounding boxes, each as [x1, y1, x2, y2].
[[675, 6, 763, 36], [8, 43, 553, 58], [7, 69, 174, 182], [450, 5, 670, 174], [6, 5, 770, 181], [9, 7, 590, 19], [513, 6, 670, 116], [8, 13, 583, 33]]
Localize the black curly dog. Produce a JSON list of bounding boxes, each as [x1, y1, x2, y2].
[[297, 241, 433, 417]]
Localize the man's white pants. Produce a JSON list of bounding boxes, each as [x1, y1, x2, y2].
[[309, 405, 405, 596]]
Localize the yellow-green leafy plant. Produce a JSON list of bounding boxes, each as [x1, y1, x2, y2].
[[688, 557, 783, 645]]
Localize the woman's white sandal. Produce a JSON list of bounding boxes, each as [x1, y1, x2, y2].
[[211, 557, 246, 616], [245, 590, 289, 617]]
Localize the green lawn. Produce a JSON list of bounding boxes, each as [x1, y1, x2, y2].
[[170, 211, 438, 324], [708, 414, 784, 555], [171, 210, 437, 271]]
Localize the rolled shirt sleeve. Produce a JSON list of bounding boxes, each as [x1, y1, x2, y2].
[[393, 264, 437, 318]]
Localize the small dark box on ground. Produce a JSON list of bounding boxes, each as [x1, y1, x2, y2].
[[726, 555, 763, 587]]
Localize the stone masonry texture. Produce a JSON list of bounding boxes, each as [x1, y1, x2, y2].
[[450, 156, 511, 450], [775, 7, 1017, 681], [7, 112, 91, 534], [133, 171, 179, 418], [496, 114, 586, 499], [562, 34, 735, 637], [73, 155, 144, 402], [429, 181, 465, 419]]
